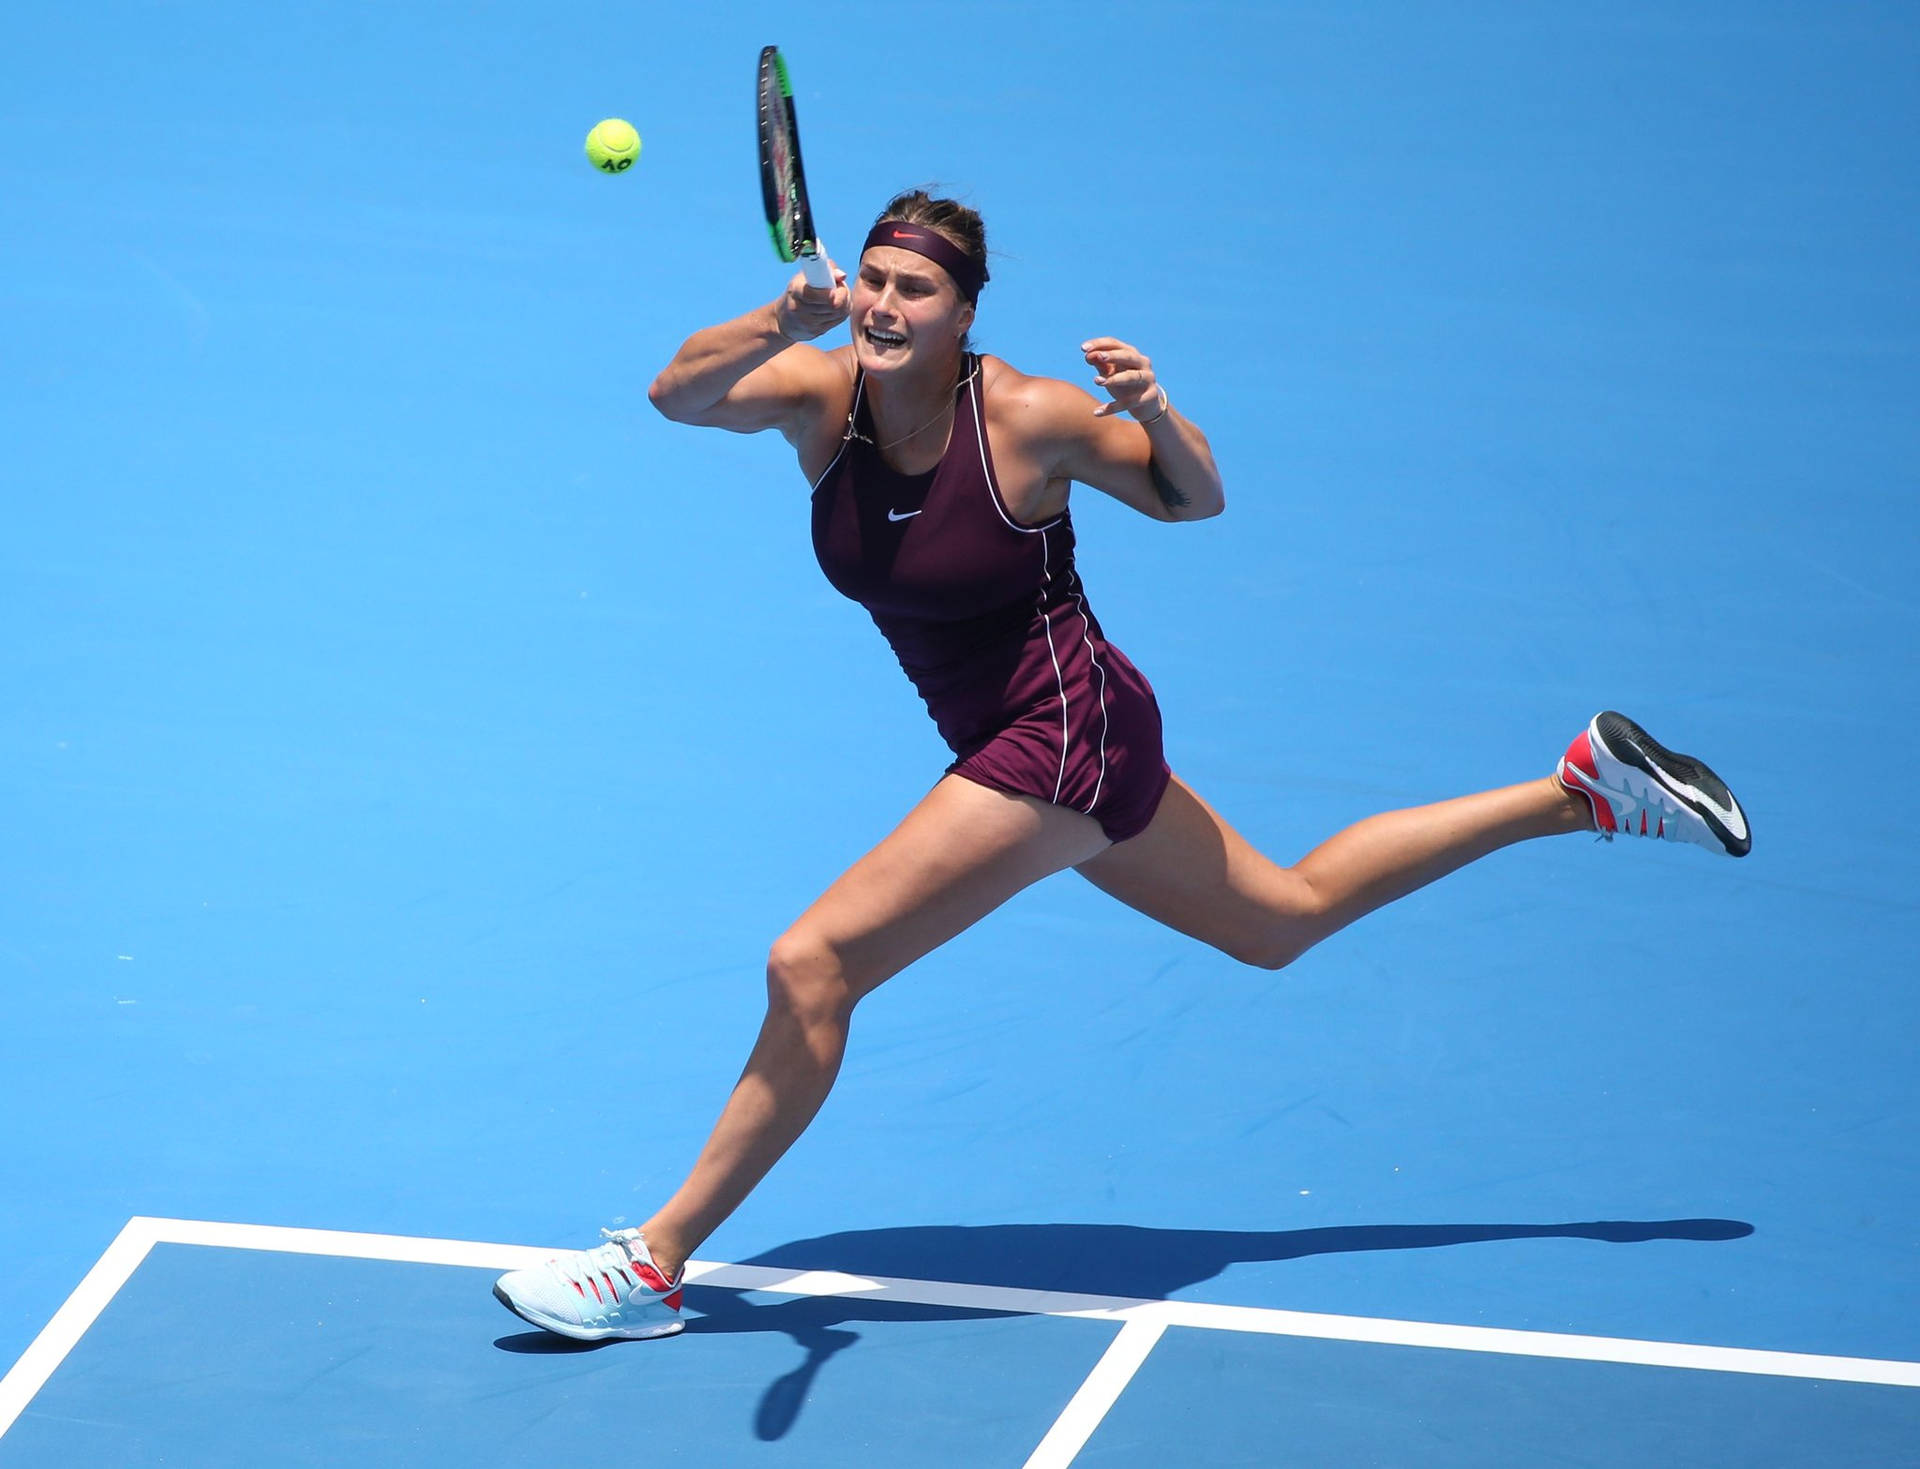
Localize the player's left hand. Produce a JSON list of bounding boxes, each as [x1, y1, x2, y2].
[[1082, 337, 1160, 418]]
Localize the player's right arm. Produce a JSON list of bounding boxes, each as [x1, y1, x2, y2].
[[647, 269, 850, 448]]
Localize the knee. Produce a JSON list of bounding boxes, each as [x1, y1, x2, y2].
[[1218, 873, 1332, 971], [765, 929, 857, 1028], [1222, 933, 1308, 972]]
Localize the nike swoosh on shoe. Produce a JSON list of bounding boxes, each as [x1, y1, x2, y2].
[[1651, 768, 1749, 842]]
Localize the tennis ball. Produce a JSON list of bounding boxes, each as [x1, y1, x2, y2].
[[585, 118, 641, 174]]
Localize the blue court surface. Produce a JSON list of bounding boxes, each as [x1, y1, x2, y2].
[[5, 2, 1917, 1463]]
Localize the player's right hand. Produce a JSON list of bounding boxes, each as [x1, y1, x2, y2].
[[776, 263, 849, 342]]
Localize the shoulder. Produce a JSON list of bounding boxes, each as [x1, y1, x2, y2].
[[805, 343, 860, 404], [979, 355, 1099, 448], [794, 344, 863, 479], [766, 340, 859, 414], [793, 343, 859, 429], [979, 353, 1106, 477]]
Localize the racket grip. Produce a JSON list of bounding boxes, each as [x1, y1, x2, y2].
[[800, 247, 834, 291]]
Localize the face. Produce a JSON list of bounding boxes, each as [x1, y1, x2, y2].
[[851, 245, 976, 373]]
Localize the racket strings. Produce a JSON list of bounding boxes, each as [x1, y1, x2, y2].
[[758, 47, 817, 262]]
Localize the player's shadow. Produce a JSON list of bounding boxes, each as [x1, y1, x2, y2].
[[502, 1217, 1750, 1441]]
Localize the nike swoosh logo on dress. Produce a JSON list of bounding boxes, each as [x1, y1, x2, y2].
[[887, 508, 922, 521]]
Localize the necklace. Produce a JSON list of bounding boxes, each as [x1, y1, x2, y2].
[[848, 359, 982, 452]]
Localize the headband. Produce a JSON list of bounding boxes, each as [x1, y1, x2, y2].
[[861, 220, 986, 302]]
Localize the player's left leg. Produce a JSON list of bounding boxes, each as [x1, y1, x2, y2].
[[1076, 771, 1588, 970], [1077, 712, 1748, 969]]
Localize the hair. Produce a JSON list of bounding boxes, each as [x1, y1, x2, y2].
[[873, 189, 990, 301]]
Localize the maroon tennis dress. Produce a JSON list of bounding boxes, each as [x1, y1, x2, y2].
[[811, 354, 1171, 843]]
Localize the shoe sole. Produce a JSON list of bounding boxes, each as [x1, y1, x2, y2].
[[492, 1282, 685, 1342], [1592, 711, 1751, 858]]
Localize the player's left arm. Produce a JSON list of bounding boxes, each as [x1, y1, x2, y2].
[[1035, 337, 1225, 523]]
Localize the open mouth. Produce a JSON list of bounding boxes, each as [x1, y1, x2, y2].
[[864, 327, 907, 352]]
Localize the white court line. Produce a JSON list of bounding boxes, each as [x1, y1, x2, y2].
[[3, 1216, 1918, 1457], [0, 1218, 159, 1439], [1021, 1317, 1166, 1469]]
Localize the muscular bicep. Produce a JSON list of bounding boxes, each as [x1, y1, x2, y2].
[[1038, 380, 1184, 522], [653, 343, 844, 446]]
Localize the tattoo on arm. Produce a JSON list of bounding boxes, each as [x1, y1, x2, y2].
[[1149, 455, 1190, 511]]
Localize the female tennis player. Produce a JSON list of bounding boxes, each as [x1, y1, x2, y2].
[[494, 191, 1750, 1340]]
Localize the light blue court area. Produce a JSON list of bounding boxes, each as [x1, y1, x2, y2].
[[6, 1224, 1918, 1467], [3, 1236, 1112, 1467], [1076, 1329, 1920, 1469]]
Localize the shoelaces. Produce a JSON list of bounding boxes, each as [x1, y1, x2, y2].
[[547, 1229, 656, 1307]]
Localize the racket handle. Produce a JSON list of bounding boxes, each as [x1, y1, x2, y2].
[[800, 246, 834, 291]]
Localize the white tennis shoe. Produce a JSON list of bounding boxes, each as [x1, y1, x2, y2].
[[1558, 711, 1750, 857], [493, 1227, 685, 1341]]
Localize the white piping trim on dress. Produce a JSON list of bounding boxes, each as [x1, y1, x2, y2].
[[1067, 567, 1110, 814], [968, 355, 1072, 801], [968, 361, 1063, 535], [1036, 529, 1071, 804], [809, 373, 869, 493]]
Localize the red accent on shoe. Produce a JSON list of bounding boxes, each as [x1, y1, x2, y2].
[[663, 1289, 684, 1312], [637, 1262, 673, 1294], [1559, 732, 1615, 834], [588, 1276, 604, 1303], [602, 1272, 619, 1301], [572, 1280, 586, 1298]]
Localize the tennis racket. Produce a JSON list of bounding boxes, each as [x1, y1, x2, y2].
[[757, 45, 835, 290]]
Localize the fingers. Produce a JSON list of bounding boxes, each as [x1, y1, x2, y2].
[[1092, 383, 1159, 417], [778, 266, 851, 342], [800, 262, 848, 301], [1082, 339, 1151, 380], [1081, 335, 1158, 418], [1084, 346, 1142, 372], [1082, 334, 1145, 362]]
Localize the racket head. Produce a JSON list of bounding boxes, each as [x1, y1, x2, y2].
[[757, 45, 820, 265]]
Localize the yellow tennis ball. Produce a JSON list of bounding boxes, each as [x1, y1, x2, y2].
[[585, 118, 641, 174]]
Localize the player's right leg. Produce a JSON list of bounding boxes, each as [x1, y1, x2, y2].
[[492, 773, 1109, 1341]]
